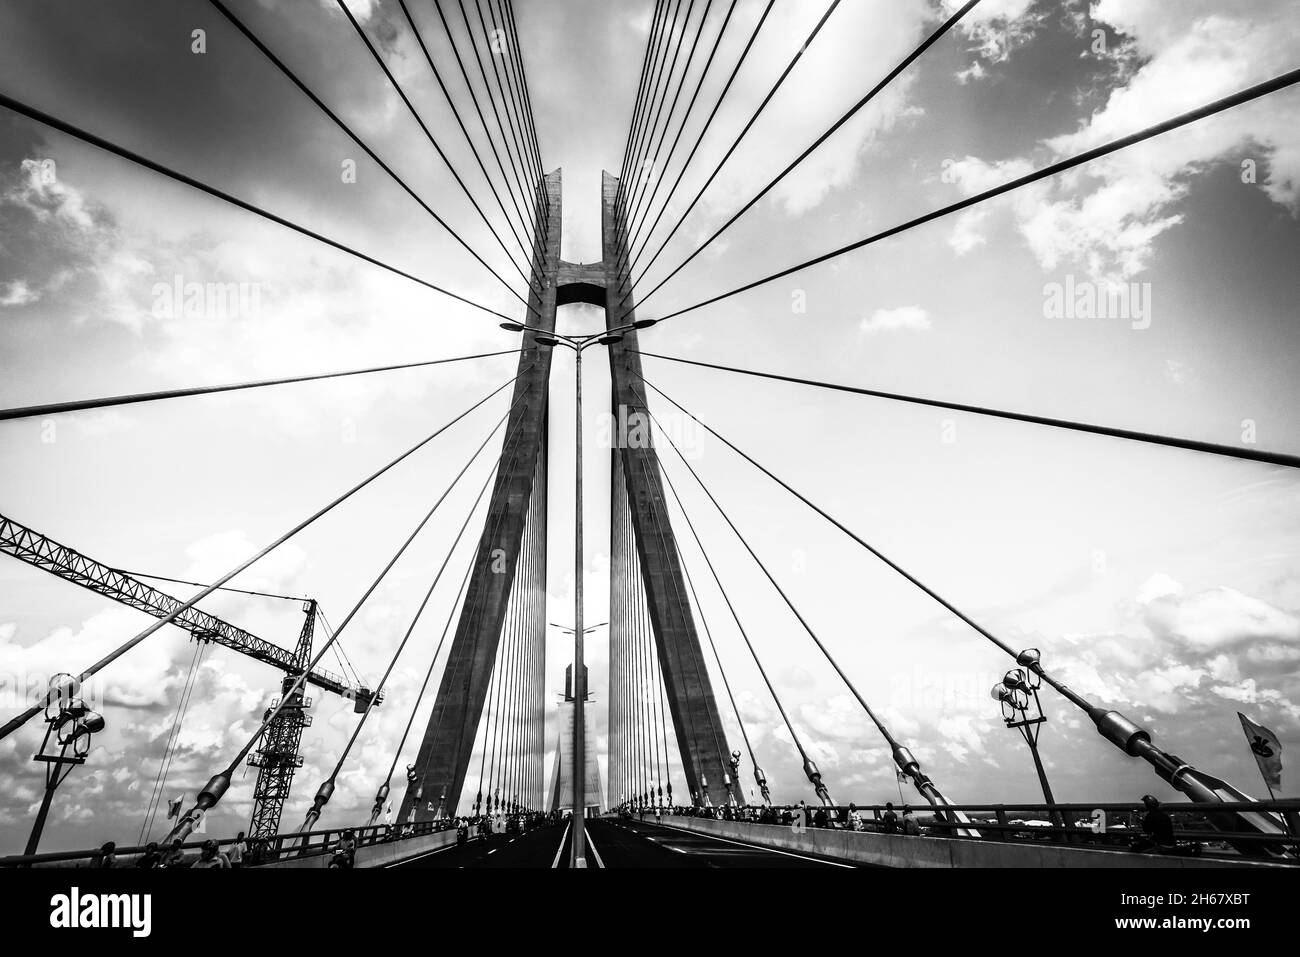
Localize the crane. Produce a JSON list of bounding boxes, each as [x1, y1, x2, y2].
[[0, 512, 381, 837]]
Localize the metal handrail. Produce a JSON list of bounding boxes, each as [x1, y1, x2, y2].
[[654, 798, 1300, 861], [0, 818, 455, 868]]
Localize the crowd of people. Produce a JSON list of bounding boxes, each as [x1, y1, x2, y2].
[[88, 830, 260, 869], [76, 794, 1193, 866], [644, 794, 1196, 854], [444, 810, 560, 844], [643, 800, 932, 834]]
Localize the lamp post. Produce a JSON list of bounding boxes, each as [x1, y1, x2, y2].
[[550, 619, 608, 839], [992, 664, 1067, 833], [25, 673, 105, 857], [505, 317, 656, 867]]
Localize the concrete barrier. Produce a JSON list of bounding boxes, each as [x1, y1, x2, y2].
[[661, 818, 1284, 868], [259, 829, 459, 869]]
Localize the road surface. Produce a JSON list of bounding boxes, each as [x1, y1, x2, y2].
[[392, 817, 856, 868]]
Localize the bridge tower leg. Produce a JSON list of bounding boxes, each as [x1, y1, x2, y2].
[[602, 171, 737, 808], [398, 171, 560, 822]]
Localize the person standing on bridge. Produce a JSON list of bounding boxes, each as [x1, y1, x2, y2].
[[901, 808, 921, 836], [228, 831, 246, 869], [135, 842, 163, 869], [191, 839, 231, 868], [881, 802, 899, 834], [1130, 795, 1176, 853], [161, 838, 187, 868]]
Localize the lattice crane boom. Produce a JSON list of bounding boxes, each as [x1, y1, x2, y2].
[[0, 512, 375, 702]]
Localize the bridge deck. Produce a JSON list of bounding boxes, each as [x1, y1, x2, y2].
[[389, 818, 856, 868]]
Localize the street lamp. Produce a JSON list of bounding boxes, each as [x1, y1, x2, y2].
[[550, 621, 609, 635], [516, 317, 655, 867], [25, 674, 105, 857], [991, 654, 1067, 832], [547, 620, 607, 859]]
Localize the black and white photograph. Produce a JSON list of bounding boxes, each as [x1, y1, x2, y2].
[[0, 0, 1297, 940]]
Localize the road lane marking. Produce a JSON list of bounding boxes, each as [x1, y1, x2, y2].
[[384, 839, 461, 867], [586, 829, 605, 869], [551, 821, 572, 869], [655, 824, 855, 868]]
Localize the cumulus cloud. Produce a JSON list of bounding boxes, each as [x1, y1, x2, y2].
[[1052, 573, 1300, 728], [0, 279, 38, 306], [859, 305, 931, 336], [947, 0, 1047, 64], [0, 156, 158, 328], [948, 208, 989, 254], [6, 158, 95, 229], [688, 0, 932, 221], [945, 0, 1300, 281]]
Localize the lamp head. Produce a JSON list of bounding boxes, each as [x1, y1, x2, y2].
[[1016, 647, 1042, 670], [1003, 668, 1030, 692], [44, 673, 80, 720]]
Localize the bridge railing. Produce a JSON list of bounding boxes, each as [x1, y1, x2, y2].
[[654, 799, 1300, 861], [0, 819, 456, 869]]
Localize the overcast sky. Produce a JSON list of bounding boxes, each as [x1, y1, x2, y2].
[[2, 0, 1299, 852]]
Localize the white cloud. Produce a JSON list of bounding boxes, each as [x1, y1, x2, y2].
[[859, 305, 931, 336], [690, 0, 932, 220], [947, 208, 988, 255], [320, 0, 379, 24], [943, 0, 1044, 66], [1147, 586, 1300, 653], [0, 280, 38, 307], [181, 531, 308, 597], [948, 0, 1300, 281], [936, 714, 988, 762], [955, 61, 986, 85], [1136, 572, 1184, 605], [7, 158, 96, 230]]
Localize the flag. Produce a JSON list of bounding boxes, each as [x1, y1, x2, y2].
[[896, 770, 908, 784], [1238, 712, 1282, 790], [167, 797, 182, 819]]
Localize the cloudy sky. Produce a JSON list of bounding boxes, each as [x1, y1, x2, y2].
[[1, 0, 1299, 852]]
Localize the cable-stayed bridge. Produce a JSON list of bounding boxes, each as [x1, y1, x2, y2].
[[1, 0, 1299, 872]]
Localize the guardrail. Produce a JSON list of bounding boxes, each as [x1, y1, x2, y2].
[[0, 819, 455, 869], [647, 799, 1300, 862]]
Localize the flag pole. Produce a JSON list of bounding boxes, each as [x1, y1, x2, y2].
[[1237, 712, 1295, 838]]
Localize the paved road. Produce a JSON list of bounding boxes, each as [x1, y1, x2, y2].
[[589, 818, 856, 868], [391, 818, 858, 868], [390, 822, 569, 868]]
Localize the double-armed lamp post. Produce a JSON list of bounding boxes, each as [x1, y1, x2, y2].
[[501, 317, 657, 867]]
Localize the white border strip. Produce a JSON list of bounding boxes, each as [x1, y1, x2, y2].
[[657, 822, 856, 868], [383, 838, 462, 867], [550, 821, 572, 869], [585, 827, 606, 868]]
